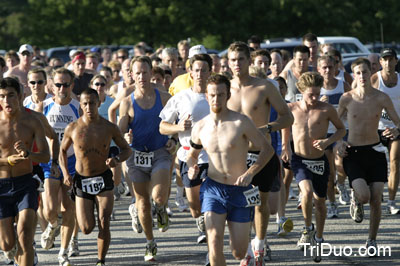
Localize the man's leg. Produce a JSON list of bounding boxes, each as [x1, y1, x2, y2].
[[133, 181, 153, 240], [254, 191, 269, 241], [151, 169, 171, 207], [205, 211, 227, 266], [15, 209, 36, 266], [369, 182, 384, 240], [186, 185, 201, 218], [42, 178, 61, 225], [283, 168, 294, 203], [298, 180, 313, 227], [95, 190, 114, 262], [228, 220, 251, 260], [60, 184, 76, 256], [352, 179, 370, 204], [0, 217, 16, 256], [313, 193, 326, 239], [75, 196, 95, 234], [387, 140, 400, 209]]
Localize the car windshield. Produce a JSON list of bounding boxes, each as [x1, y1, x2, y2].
[[332, 43, 363, 54]]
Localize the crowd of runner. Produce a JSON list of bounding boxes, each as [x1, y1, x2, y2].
[[0, 33, 399, 266]]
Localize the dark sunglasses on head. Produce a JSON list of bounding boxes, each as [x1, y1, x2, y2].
[[29, 80, 44, 85], [94, 82, 106, 87], [54, 83, 70, 88]]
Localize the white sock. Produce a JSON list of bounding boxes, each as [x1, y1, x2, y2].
[[59, 248, 67, 256], [146, 238, 155, 244], [51, 220, 58, 227], [314, 235, 323, 243], [176, 186, 184, 198], [253, 236, 264, 251]]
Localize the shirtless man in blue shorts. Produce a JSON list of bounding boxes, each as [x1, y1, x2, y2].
[[187, 74, 274, 266], [0, 77, 50, 266], [282, 72, 345, 262]]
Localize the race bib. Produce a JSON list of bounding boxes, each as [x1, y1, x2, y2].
[[243, 186, 261, 207], [54, 128, 64, 142], [134, 150, 154, 167], [247, 153, 258, 168], [81, 176, 104, 195], [302, 160, 325, 175]]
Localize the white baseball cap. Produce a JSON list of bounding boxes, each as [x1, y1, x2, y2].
[[18, 44, 34, 55], [188, 45, 207, 58]]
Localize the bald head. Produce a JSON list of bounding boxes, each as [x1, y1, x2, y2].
[[368, 53, 381, 74]]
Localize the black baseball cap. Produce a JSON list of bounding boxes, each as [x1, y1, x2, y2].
[[380, 48, 397, 58]]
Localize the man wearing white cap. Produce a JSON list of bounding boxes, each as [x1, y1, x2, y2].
[[5, 44, 34, 95], [168, 44, 208, 96]]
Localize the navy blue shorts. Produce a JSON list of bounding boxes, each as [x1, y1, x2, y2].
[[73, 169, 114, 201], [249, 152, 280, 193], [343, 142, 387, 188], [180, 160, 208, 188], [0, 174, 39, 219], [291, 153, 329, 198], [201, 178, 254, 223]]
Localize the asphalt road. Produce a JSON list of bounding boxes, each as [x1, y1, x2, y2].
[[2, 182, 400, 266]]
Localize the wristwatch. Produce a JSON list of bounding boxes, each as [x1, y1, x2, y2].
[[114, 155, 121, 163]]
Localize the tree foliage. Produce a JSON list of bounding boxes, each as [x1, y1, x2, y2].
[[1, 0, 400, 51]]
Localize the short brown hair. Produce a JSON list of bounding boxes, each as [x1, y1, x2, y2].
[[207, 74, 231, 99], [130, 56, 152, 71], [52, 67, 75, 81], [228, 41, 250, 59], [189, 54, 213, 71], [296, 72, 324, 93], [28, 68, 47, 80], [351, 57, 371, 72], [251, 49, 271, 64]]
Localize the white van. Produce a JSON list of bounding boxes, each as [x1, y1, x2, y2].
[[317, 36, 370, 58]]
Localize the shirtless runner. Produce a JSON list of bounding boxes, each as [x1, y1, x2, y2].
[[60, 89, 132, 266], [187, 74, 274, 266], [0, 77, 50, 266]]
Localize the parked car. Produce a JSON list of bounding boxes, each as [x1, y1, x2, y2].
[[365, 42, 400, 54], [317, 36, 370, 58]]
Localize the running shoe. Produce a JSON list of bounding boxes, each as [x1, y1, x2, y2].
[[350, 192, 364, 223], [263, 241, 272, 262], [68, 238, 79, 257], [166, 204, 173, 217], [41, 223, 59, 250], [297, 224, 315, 250], [197, 231, 207, 244], [175, 196, 189, 212], [128, 203, 143, 233], [33, 241, 38, 266], [144, 241, 157, 261], [155, 205, 170, 232], [277, 216, 293, 236], [58, 254, 73, 266], [251, 239, 265, 266], [204, 252, 211, 266], [288, 186, 296, 200], [3, 243, 17, 262], [327, 202, 339, 219], [386, 201, 400, 215], [96, 261, 105, 266], [196, 214, 206, 233], [365, 239, 379, 257], [311, 235, 323, 262], [338, 183, 350, 205]]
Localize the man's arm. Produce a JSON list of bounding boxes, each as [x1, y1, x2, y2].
[[59, 123, 74, 187], [382, 94, 400, 139], [235, 116, 274, 186], [259, 84, 293, 134], [370, 73, 379, 89], [118, 96, 132, 134], [27, 117, 50, 163], [313, 105, 346, 151], [186, 122, 203, 180], [106, 124, 133, 168]]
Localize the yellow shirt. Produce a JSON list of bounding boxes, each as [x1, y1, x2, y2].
[[168, 73, 193, 96]]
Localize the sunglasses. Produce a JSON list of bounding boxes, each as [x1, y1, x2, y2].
[[112, 70, 120, 73], [54, 83, 71, 88], [94, 82, 106, 87], [29, 80, 44, 85], [117, 56, 126, 59]]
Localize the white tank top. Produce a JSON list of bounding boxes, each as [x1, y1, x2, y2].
[[377, 71, 400, 129], [117, 80, 124, 95], [335, 69, 345, 82], [43, 98, 80, 157], [23, 94, 52, 111], [321, 80, 347, 133]]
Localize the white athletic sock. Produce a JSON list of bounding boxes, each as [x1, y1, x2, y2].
[[307, 224, 313, 231], [176, 186, 184, 198], [253, 236, 264, 251], [59, 248, 67, 256], [146, 238, 155, 244], [314, 235, 323, 243]]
